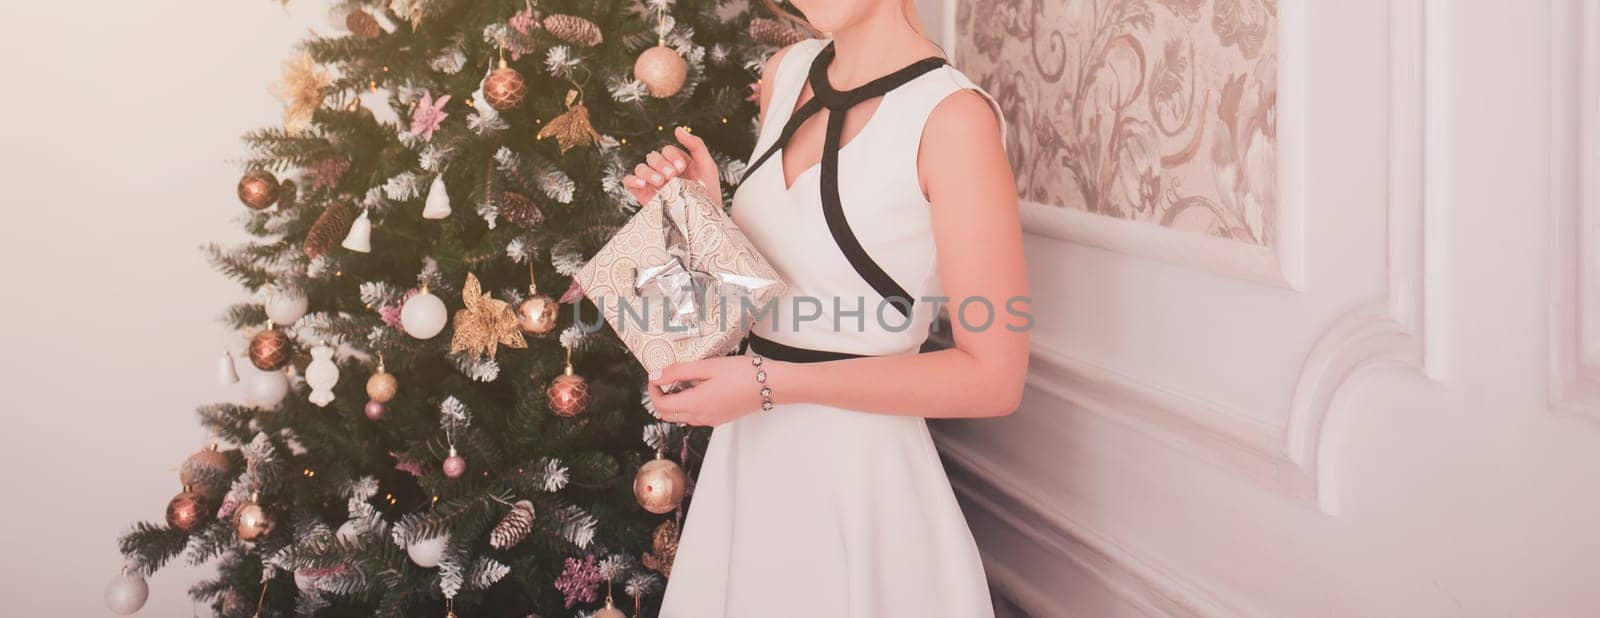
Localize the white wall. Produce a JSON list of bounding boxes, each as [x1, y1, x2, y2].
[[928, 0, 1600, 615], [0, 1, 333, 614]]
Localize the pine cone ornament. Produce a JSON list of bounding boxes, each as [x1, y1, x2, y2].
[[489, 500, 536, 549], [542, 14, 602, 47], [749, 18, 808, 47], [499, 191, 543, 229], [642, 519, 680, 577], [346, 10, 382, 39], [303, 200, 359, 258]]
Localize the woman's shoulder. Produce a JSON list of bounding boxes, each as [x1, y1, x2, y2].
[[757, 38, 828, 119], [921, 66, 1007, 148]]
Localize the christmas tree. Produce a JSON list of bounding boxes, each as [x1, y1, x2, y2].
[[109, 1, 807, 615]]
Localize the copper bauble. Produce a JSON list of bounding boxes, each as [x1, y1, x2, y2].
[[366, 369, 398, 403], [634, 45, 688, 98], [237, 169, 281, 210], [547, 369, 590, 417], [165, 487, 211, 532], [499, 191, 543, 229], [346, 10, 381, 39], [248, 328, 293, 371], [516, 295, 558, 335], [233, 495, 274, 541], [633, 453, 688, 514], [483, 60, 527, 110], [179, 446, 231, 497]]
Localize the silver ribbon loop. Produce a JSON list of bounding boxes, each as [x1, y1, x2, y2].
[[633, 186, 779, 340]]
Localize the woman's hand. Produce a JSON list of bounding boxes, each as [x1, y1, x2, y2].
[[647, 355, 776, 427], [623, 126, 722, 206]]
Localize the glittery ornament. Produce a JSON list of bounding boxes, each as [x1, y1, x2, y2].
[[449, 273, 527, 359], [237, 169, 281, 210], [233, 493, 274, 541], [268, 52, 332, 134], [442, 447, 467, 478], [542, 14, 602, 47], [364, 399, 387, 420], [537, 90, 600, 153], [489, 499, 535, 549], [409, 90, 450, 141], [165, 486, 211, 532], [633, 451, 688, 514], [366, 361, 398, 402], [554, 554, 602, 608], [248, 328, 292, 371], [499, 191, 543, 229], [483, 59, 527, 110], [547, 348, 590, 417], [641, 519, 679, 577], [749, 17, 808, 47], [346, 9, 381, 39], [634, 45, 688, 98], [303, 200, 359, 258], [180, 446, 232, 499]]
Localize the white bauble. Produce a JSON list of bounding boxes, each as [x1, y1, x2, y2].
[[305, 344, 340, 407], [407, 534, 449, 568], [104, 573, 149, 615], [247, 370, 290, 409], [422, 175, 452, 219], [264, 288, 310, 325], [400, 290, 449, 339]]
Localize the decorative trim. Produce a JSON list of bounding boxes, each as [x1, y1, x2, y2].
[[938, 0, 1438, 516], [1547, 0, 1600, 420], [940, 437, 1246, 618]]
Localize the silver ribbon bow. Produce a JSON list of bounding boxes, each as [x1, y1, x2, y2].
[[632, 187, 778, 340]]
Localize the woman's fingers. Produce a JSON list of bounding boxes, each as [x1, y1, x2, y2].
[[659, 145, 690, 173], [645, 151, 676, 179], [634, 163, 663, 187], [674, 126, 709, 157]]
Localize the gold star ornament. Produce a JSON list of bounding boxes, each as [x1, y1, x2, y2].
[[450, 273, 527, 359]]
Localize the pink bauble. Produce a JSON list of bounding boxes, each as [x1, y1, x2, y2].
[[442, 453, 467, 478], [364, 399, 386, 421]]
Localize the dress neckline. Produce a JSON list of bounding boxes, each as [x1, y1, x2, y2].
[[805, 41, 947, 110]]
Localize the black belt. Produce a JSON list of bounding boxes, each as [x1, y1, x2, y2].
[[738, 332, 868, 363]]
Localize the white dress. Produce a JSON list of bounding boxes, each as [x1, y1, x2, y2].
[[658, 38, 1004, 618]]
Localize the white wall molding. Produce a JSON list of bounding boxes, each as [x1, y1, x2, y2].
[[940, 438, 1246, 618], [1546, 0, 1600, 420]]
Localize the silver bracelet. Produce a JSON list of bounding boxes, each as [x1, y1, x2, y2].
[[753, 354, 773, 411]]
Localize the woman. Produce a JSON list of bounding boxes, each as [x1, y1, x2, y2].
[[621, 0, 1028, 614]]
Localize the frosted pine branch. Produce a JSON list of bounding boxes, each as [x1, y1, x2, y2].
[[530, 457, 570, 492], [545, 45, 580, 77], [625, 571, 664, 598], [468, 557, 511, 590], [552, 504, 598, 549], [439, 396, 470, 431], [383, 172, 423, 201], [359, 281, 400, 309], [535, 166, 575, 204], [450, 352, 501, 382]]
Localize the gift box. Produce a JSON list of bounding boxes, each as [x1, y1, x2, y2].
[[575, 178, 787, 379]]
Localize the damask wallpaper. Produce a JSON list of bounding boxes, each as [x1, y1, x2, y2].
[[957, 0, 1278, 247]]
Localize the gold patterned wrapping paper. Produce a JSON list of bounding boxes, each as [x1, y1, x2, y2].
[[575, 178, 787, 374]]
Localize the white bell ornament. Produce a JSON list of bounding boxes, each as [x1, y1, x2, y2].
[[264, 287, 309, 325], [342, 208, 373, 253], [305, 344, 340, 407], [422, 175, 452, 219], [217, 350, 240, 385], [400, 287, 449, 339]]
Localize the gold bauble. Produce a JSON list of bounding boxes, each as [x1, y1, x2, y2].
[[633, 453, 688, 514], [248, 328, 293, 371], [546, 369, 590, 417], [483, 60, 527, 111], [237, 170, 281, 210], [516, 295, 558, 335], [165, 487, 211, 532], [594, 597, 627, 618], [366, 369, 398, 403], [633, 45, 688, 98], [233, 496, 274, 541]]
